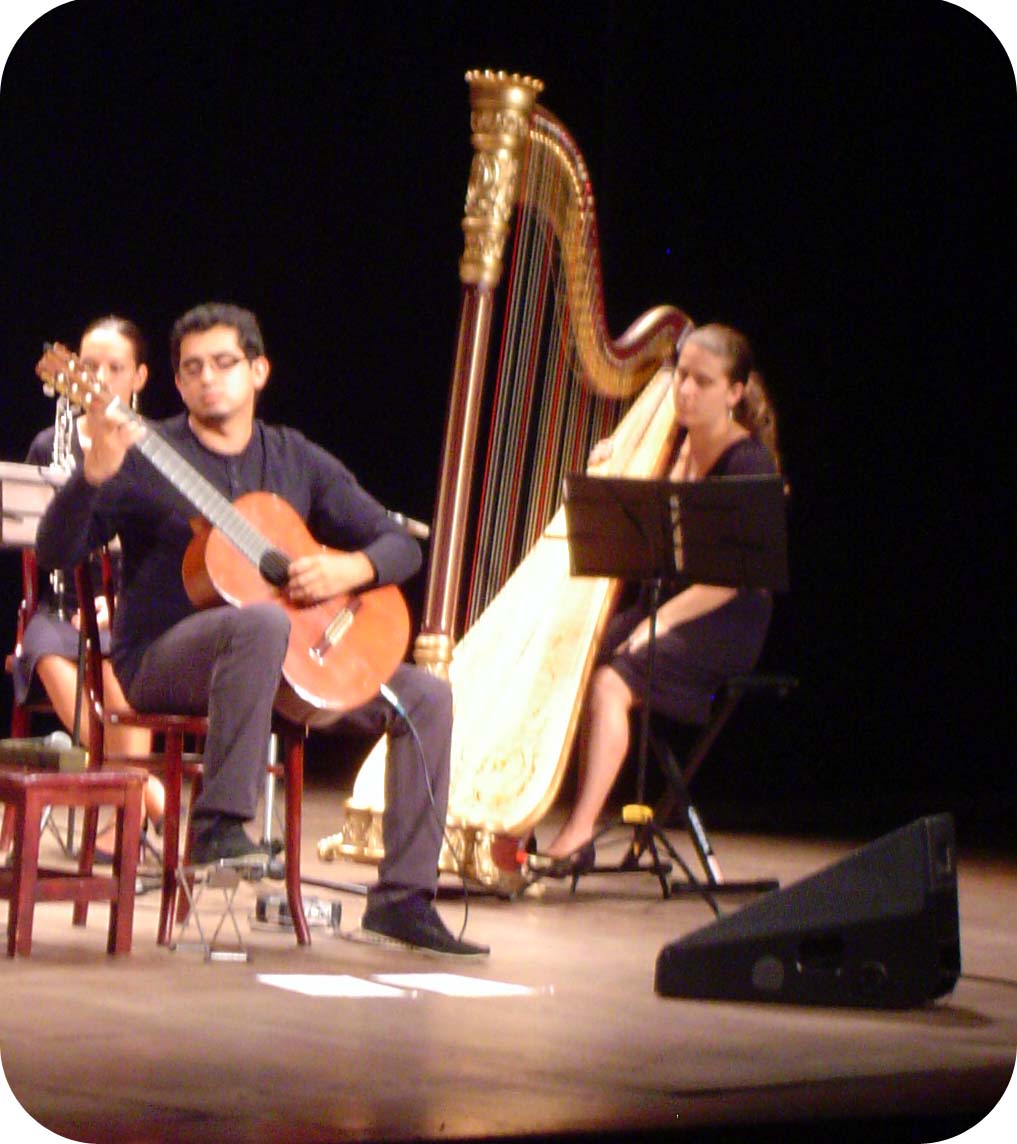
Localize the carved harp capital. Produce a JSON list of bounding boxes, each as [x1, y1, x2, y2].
[[459, 70, 544, 289]]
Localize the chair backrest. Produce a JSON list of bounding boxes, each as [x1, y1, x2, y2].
[[17, 549, 42, 638], [73, 552, 116, 766]]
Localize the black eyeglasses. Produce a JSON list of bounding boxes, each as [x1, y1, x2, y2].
[[177, 353, 247, 380]]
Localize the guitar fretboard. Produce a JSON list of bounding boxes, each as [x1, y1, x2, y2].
[[39, 348, 291, 587], [132, 413, 289, 581]]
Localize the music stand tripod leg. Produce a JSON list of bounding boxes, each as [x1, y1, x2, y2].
[[642, 826, 673, 899], [629, 580, 678, 899]]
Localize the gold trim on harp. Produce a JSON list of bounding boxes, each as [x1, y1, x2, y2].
[[460, 71, 544, 289], [525, 108, 688, 399]]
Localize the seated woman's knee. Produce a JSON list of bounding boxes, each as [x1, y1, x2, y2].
[[590, 664, 632, 710]]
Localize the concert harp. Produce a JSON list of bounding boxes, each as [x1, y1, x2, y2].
[[318, 70, 693, 890]]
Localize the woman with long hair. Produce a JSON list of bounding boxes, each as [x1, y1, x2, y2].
[[533, 323, 781, 873]]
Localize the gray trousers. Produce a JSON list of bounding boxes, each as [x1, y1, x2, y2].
[[124, 604, 452, 904]]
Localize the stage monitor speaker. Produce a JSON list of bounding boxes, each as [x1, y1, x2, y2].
[[655, 813, 960, 1008]]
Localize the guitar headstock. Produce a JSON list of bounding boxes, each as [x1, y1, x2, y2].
[[35, 342, 105, 411]]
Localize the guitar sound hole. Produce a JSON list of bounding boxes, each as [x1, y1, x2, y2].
[[259, 548, 291, 587]]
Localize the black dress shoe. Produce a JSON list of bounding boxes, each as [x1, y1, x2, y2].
[[527, 840, 597, 880], [190, 816, 274, 867], [360, 894, 490, 958]]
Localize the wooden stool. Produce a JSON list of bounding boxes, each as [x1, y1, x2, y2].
[[0, 767, 144, 956]]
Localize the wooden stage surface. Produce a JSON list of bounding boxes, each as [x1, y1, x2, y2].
[[2, 772, 1015, 1144]]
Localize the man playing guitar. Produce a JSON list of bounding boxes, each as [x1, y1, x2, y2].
[[36, 301, 489, 958]]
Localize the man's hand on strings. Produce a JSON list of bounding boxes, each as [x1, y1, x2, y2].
[[286, 550, 376, 605]]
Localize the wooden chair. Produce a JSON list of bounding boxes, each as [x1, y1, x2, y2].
[[73, 558, 310, 946], [0, 764, 144, 956]]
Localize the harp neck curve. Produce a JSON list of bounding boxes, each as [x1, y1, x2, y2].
[[524, 106, 692, 397]]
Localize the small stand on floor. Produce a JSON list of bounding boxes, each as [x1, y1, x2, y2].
[[171, 858, 268, 962], [561, 471, 789, 908]]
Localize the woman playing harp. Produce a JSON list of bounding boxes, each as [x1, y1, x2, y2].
[[529, 323, 782, 877], [320, 71, 693, 889]]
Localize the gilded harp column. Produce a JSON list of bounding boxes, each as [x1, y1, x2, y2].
[[414, 71, 544, 678]]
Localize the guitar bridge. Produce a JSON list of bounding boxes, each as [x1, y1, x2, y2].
[[310, 597, 362, 664]]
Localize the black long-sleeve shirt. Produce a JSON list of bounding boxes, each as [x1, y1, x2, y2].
[[36, 413, 421, 690]]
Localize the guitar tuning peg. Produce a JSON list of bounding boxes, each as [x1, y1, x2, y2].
[[42, 384, 55, 397]]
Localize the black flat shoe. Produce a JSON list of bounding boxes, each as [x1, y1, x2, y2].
[[93, 824, 161, 867], [527, 840, 597, 880], [360, 894, 490, 958]]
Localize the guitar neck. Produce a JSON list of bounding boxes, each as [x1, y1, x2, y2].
[[128, 406, 283, 575], [36, 344, 290, 585]]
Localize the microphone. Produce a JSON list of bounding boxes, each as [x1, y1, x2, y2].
[[387, 510, 430, 541]]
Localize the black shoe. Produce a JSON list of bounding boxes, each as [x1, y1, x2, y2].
[[527, 840, 597, 880], [94, 828, 158, 867], [190, 816, 273, 867], [140, 826, 163, 865], [360, 894, 490, 958]]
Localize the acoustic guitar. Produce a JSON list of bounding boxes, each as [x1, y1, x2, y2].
[[35, 342, 412, 727]]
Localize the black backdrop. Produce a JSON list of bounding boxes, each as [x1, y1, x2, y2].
[[2, 1, 1014, 849]]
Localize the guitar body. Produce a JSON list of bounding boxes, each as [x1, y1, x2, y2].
[[183, 491, 411, 727]]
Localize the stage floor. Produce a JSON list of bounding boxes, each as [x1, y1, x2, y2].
[[2, 774, 1015, 1144]]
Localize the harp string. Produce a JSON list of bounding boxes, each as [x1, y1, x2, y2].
[[464, 134, 628, 630]]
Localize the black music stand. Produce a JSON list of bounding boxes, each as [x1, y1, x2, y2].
[[0, 462, 66, 549], [562, 471, 789, 908]]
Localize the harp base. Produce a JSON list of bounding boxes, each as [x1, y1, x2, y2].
[[317, 805, 529, 898]]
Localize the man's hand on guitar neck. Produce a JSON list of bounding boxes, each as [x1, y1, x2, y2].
[[285, 549, 377, 605], [82, 395, 146, 487]]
